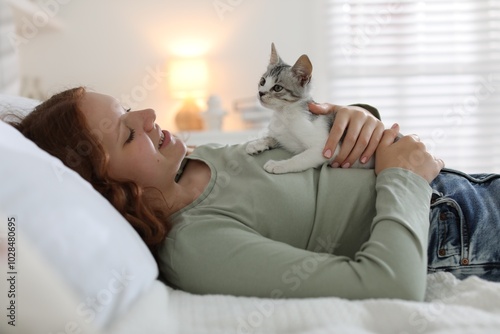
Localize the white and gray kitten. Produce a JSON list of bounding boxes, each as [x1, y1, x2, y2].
[[246, 43, 374, 174]]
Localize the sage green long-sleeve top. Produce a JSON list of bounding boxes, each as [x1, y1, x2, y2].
[[159, 143, 432, 301]]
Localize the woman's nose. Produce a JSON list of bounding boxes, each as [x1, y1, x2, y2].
[[133, 108, 156, 132]]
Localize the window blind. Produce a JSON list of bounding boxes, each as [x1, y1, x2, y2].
[[325, 0, 500, 173]]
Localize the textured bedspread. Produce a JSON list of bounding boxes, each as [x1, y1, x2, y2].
[[167, 272, 500, 334]]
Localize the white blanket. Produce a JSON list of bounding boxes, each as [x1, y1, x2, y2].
[[167, 272, 500, 334]]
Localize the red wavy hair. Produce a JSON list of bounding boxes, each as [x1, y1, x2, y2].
[[7, 87, 169, 257]]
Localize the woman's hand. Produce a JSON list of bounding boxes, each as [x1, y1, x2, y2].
[[375, 124, 444, 183], [309, 103, 384, 168]]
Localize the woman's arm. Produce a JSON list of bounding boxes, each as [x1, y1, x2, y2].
[[163, 167, 432, 301], [308, 103, 385, 168]]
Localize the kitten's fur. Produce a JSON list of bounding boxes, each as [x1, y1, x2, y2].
[[246, 43, 374, 174]]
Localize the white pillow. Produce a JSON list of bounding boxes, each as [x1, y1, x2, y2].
[[0, 224, 99, 334], [0, 95, 159, 329], [0, 94, 39, 119]]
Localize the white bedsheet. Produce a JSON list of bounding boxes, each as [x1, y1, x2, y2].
[[106, 280, 176, 334], [163, 272, 500, 334]]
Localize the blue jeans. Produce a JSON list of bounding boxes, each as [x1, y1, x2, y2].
[[428, 168, 500, 281]]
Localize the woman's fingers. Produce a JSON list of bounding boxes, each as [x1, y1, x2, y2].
[[331, 109, 385, 167], [308, 102, 334, 115], [340, 117, 385, 167], [358, 123, 385, 163], [308, 103, 385, 167], [378, 123, 401, 148]]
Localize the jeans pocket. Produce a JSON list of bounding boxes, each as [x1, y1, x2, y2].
[[428, 196, 466, 268]]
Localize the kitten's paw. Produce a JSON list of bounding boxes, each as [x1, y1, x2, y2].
[[263, 160, 289, 174], [246, 140, 270, 155]]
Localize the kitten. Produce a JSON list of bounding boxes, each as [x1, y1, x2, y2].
[[246, 43, 374, 174]]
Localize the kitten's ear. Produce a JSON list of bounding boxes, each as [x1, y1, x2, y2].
[[269, 43, 282, 66], [292, 55, 313, 86]]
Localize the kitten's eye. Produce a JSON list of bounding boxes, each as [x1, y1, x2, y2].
[[123, 107, 131, 113], [272, 85, 283, 92], [125, 128, 135, 144], [259, 77, 266, 86]]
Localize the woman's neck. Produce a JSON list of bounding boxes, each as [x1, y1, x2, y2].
[[166, 159, 211, 215]]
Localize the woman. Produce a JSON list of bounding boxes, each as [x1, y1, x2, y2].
[[8, 87, 499, 301]]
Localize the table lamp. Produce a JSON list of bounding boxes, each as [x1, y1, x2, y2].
[[168, 58, 208, 131]]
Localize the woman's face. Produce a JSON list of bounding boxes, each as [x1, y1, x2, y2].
[[79, 92, 187, 190]]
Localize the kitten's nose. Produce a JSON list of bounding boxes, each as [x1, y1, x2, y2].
[[259, 92, 265, 97]]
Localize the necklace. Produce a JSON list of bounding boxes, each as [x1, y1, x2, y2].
[[175, 158, 189, 182]]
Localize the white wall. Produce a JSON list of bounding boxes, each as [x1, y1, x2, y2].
[[15, 0, 329, 131]]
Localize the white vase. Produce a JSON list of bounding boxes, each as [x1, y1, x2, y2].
[[201, 95, 227, 130]]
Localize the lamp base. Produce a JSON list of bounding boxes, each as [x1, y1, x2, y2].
[[175, 97, 204, 131]]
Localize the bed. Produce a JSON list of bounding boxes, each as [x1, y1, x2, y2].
[[1, 94, 500, 334]]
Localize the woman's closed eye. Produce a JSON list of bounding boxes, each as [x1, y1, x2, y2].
[[122, 107, 134, 144], [125, 128, 135, 144]]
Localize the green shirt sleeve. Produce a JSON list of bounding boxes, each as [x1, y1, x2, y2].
[[163, 168, 431, 301]]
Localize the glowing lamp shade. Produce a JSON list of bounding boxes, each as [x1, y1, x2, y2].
[[168, 58, 208, 99], [168, 58, 208, 131]]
